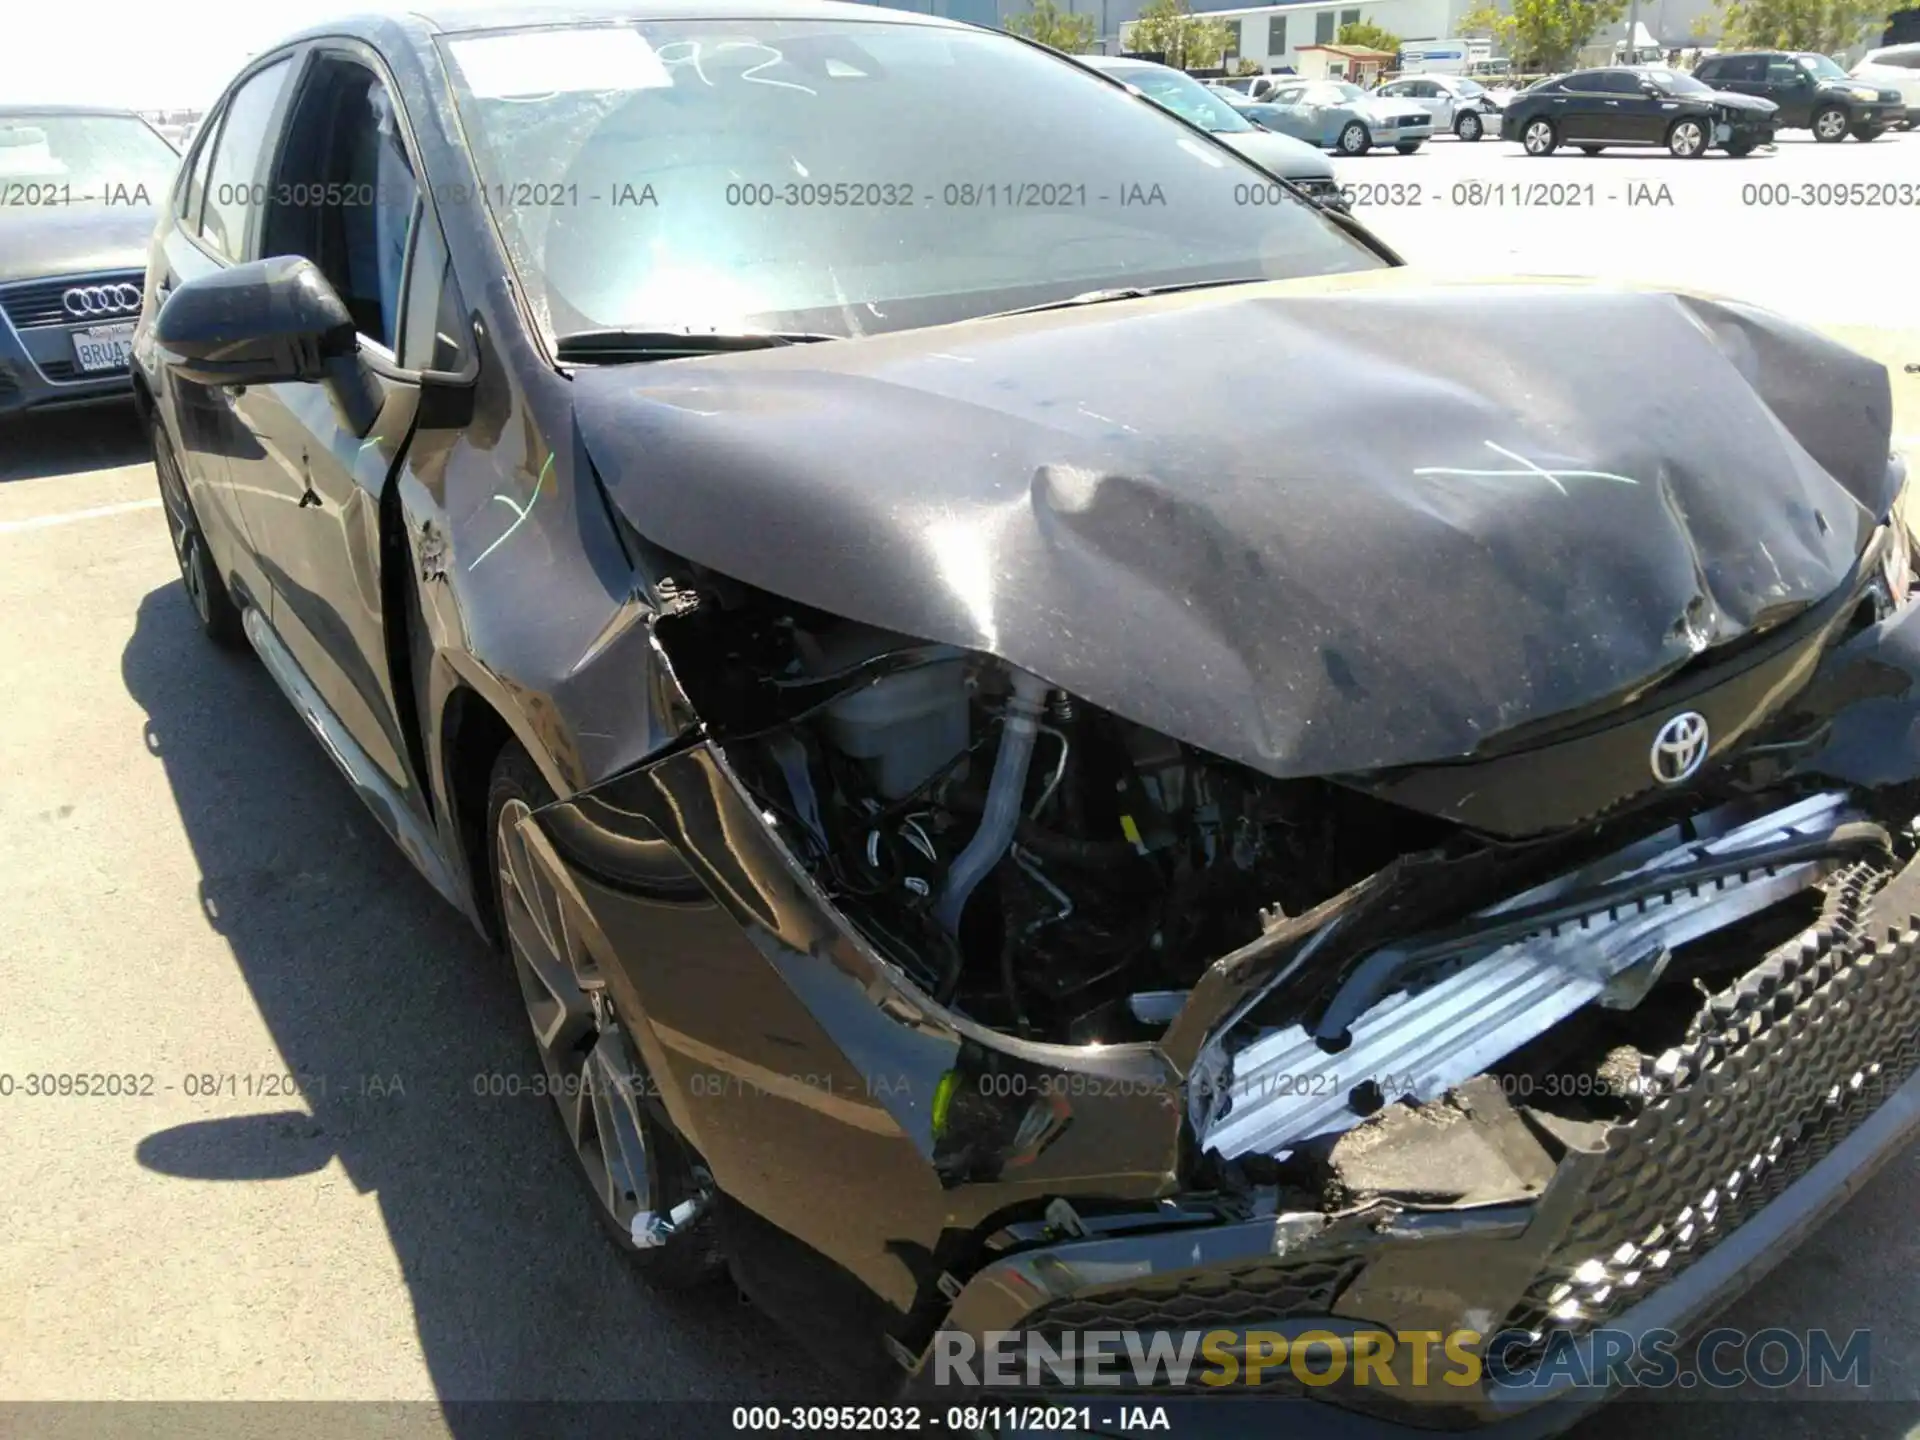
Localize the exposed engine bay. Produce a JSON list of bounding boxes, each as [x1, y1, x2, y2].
[[655, 524, 1920, 1189], [709, 613, 1455, 1047]]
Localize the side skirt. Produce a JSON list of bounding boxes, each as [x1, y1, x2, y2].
[[241, 604, 472, 919]]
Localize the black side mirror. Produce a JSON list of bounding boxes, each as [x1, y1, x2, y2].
[[155, 255, 383, 437]]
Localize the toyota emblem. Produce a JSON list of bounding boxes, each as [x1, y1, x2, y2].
[[61, 283, 143, 319], [1650, 711, 1710, 786]]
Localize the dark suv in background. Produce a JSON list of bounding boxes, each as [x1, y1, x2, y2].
[[1693, 51, 1904, 141], [0, 106, 180, 416]]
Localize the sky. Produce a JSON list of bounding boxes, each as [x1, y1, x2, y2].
[[8, 0, 360, 110]]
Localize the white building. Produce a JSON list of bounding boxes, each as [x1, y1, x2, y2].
[[1121, 0, 1483, 71]]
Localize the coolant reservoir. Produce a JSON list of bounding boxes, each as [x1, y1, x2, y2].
[[821, 659, 970, 800]]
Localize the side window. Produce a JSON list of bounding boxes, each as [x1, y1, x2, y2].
[[199, 58, 294, 261], [1592, 72, 1637, 94], [1765, 59, 1802, 84], [176, 100, 225, 228], [399, 216, 469, 372], [262, 55, 421, 353]]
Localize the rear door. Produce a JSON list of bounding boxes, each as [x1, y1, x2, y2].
[[1552, 72, 1614, 142], [221, 45, 445, 807]]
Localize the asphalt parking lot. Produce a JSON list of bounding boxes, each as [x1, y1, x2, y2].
[[2, 126, 1918, 1438]]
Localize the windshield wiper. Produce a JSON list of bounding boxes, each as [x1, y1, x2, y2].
[[555, 329, 840, 362], [982, 277, 1268, 322]]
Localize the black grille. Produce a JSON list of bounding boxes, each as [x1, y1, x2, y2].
[[1500, 863, 1920, 1367], [0, 271, 144, 330], [39, 359, 78, 380], [1021, 1256, 1362, 1392]]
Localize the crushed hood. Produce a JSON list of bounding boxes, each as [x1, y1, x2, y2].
[[575, 274, 1896, 780]]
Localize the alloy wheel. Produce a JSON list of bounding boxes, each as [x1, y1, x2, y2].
[[495, 796, 655, 1238], [1815, 108, 1847, 140], [1339, 122, 1368, 154], [1669, 119, 1705, 157], [1524, 119, 1555, 154], [1457, 112, 1482, 141]]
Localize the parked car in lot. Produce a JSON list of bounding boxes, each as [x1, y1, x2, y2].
[[134, 0, 1920, 1421], [0, 106, 179, 416], [1851, 42, 1920, 127], [1692, 50, 1903, 140], [1224, 79, 1435, 153], [1080, 56, 1349, 211], [1504, 65, 1777, 156], [1372, 72, 1505, 140]]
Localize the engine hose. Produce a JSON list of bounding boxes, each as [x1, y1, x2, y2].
[[934, 670, 1051, 932], [940, 791, 1142, 866]]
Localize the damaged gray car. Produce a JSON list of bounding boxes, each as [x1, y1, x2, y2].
[[133, 1, 1920, 1431]]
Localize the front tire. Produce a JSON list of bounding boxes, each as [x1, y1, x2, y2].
[[1338, 120, 1371, 155], [1812, 105, 1848, 142], [1579, 144, 1605, 155], [1852, 125, 1882, 141], [1521, 117, 1558, 155], [487, 743, 724, 1290], [1455, 111, 1483, 141], [150, 414, 245, 650], [1395, 140, 1423, 154], [1667, 117, 1709, 157], [1725, 139, 1757, 157]]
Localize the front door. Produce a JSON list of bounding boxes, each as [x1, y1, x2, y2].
[[1764, 57, 1817, 125], [222, 48, 429, 805]]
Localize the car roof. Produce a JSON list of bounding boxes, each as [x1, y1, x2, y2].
[[269, 0, 959, 54], [296, 0, 950, 34]]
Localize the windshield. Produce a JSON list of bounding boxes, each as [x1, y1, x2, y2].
[[1314, 83, 1367, 103], [0, 113, 178, 202], [1644, 68, 1714, 95], [439, 21, 1380, 344], [1795, 54, 1849, 80], [1121, 65, 1256, 132], [1456, 78, 1486, 96]]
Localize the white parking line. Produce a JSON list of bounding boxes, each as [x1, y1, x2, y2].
[[0, 497, 161, 536]]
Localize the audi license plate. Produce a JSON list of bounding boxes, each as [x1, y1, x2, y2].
[[72, 323, 135, 373]]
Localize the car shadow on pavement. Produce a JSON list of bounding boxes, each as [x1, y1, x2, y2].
[[0, 405, 149, 483], [120, 581, 837, 1423]]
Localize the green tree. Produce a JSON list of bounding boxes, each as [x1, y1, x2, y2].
[[1712, 0, 1892, 53], [1336, 20, 1404, 50], [1234, 56, 1264, 75], [1005, 0, 1097, 52], [1128, 0, 1236, 70], [1455, 0, 1627, 69]]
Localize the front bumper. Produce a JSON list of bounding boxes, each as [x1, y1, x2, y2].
[[0, 274, 140, 417], [1714, 113, 1776, 148], [1366, 121, 1433, 147], [907, 853, 1920, 1431], [1844, 99, 1905, 129]]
